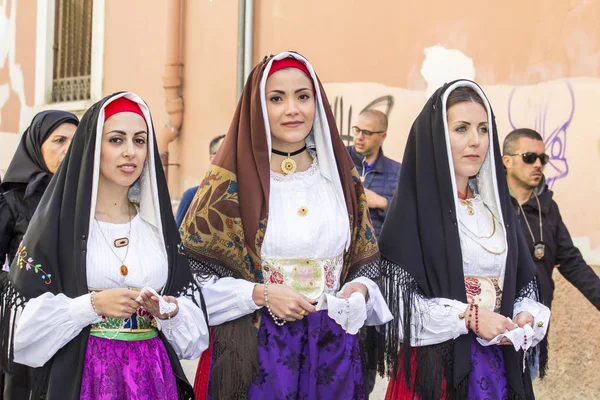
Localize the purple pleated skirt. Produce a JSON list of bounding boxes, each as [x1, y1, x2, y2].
[[80, 335, 178, 400], [208, 309, 366, 400]]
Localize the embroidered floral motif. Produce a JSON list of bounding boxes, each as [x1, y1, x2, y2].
[[465, 276, 483, 304], [291, 260, 323, 293], [183, 165, 379, 283], [263, 256, 343, 298], [183, 166, 264, 279], [15, 242, 52, 284], [464, 276, 501, 312], [323, 260, 336, 289], [343, 169, 379, 279], [263, 264, 285, 285]]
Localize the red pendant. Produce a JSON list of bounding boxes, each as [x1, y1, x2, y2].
[[120, 265, 128, 276]]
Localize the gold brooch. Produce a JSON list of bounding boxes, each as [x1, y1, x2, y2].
[[460, 199, 474, 216], [281, 158, 297, 175], [297, 206, 308, 216]]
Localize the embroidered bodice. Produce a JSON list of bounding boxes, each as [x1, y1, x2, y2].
[[261, 156, 349, 297]]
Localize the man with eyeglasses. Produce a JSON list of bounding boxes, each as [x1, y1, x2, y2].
[[347, 109, 401, 238], [502, 128, 600, 378], [347, 109, 400, 396]]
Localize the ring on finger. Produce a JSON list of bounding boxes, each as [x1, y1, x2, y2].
[[299, 309, 307, 316]]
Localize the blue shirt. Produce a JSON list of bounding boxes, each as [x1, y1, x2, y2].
[[347, 145, 401, 238], [362, 159, 376, 175], [175, 186, 199, 227]]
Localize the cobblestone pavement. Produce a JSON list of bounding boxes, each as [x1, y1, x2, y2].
[[181, 359, 390, 399]]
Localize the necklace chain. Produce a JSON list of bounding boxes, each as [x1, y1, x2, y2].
[[517, 192, 543, 243], [460, 204, 497, 239], [459, 200, 507, 255], [94, 205, 132, 265]]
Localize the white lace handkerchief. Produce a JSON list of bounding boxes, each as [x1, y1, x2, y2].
[[315, 292, 367, 334], [136, 287, 177, 315], [477, 320, 535, 351]]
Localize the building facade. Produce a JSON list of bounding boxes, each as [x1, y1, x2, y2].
[[1, 0, 599, 265]]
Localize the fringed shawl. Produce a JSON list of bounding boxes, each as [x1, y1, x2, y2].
[[181, 51, 381, 399], [1, 92, 203, 400], [378, 80, 538, 399]]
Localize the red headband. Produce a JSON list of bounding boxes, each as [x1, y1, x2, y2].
[[104, 97, 145, 121], [267, 57, 311, 79]]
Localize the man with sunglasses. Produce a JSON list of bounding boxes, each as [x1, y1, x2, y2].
[[502, 128, 600, 377], [347, 109, 401, 238]]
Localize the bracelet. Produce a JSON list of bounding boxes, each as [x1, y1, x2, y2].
[[167, 311, 172, 337], [467, 303, 479, 336], [90, 292, 100, 316], [264, 281, 286, 326]]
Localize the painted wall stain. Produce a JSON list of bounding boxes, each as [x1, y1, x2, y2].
[[0, 0, 32, 132]]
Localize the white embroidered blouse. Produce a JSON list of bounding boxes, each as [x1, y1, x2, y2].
[[13, 214, 209, 367], [398, 196, 550, 347], [201, 157, 393, 329]]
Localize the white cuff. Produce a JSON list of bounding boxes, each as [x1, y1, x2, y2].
[[155, 305, 184, 332], [438, 299, 470, 337], [69, 294, 102, 328], [345, 277, 393, 326], [240, 281, 262, 312], [513, 297, 551, 345]]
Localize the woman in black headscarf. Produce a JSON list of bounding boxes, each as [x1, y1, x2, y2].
[[0, 92, 208, 400], [0, 110, 78, 399], [380, 81, 550, 399], [0, 110, 78, 265]]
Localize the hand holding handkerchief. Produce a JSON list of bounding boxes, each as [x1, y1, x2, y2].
[[477, 318, 535, 351], [315, 292, 367, 334], [136, 287, 178, 315]]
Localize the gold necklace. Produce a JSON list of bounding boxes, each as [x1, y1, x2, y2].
[[94, 205, 132, 276], [463, 233, 507, 255], [460, 199, 475, 216], [459, 204, 497, 239], [459, 206, 507, 256], [272, 145, 307, 175]]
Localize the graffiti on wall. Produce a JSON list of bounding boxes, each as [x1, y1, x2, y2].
[[508, 80, 575, 188], [332, 94, 395, 145]]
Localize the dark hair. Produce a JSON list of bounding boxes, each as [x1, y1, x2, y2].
[[502, 128, 543, 155], [359, 109, 388, 131], [209, 134, 226, 155], [446, 86, 486, 112]]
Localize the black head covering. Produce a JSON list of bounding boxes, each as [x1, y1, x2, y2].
[[378, 80, 537, 399], [1, 92, 201, 400], [1, 110, 79, 197]]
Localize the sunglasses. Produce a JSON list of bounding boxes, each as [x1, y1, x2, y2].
[[508, 152, 549, 165]]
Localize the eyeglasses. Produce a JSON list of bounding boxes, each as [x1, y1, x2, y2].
[[507, 152, 549, 165], [351, 126, 385, 137]]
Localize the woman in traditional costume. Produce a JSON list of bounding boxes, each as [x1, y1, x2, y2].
[[380, 81, 551, 399], [0, 93, 209, 400], [0, 110, 78, 399], [181, 51, 393, 399]]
